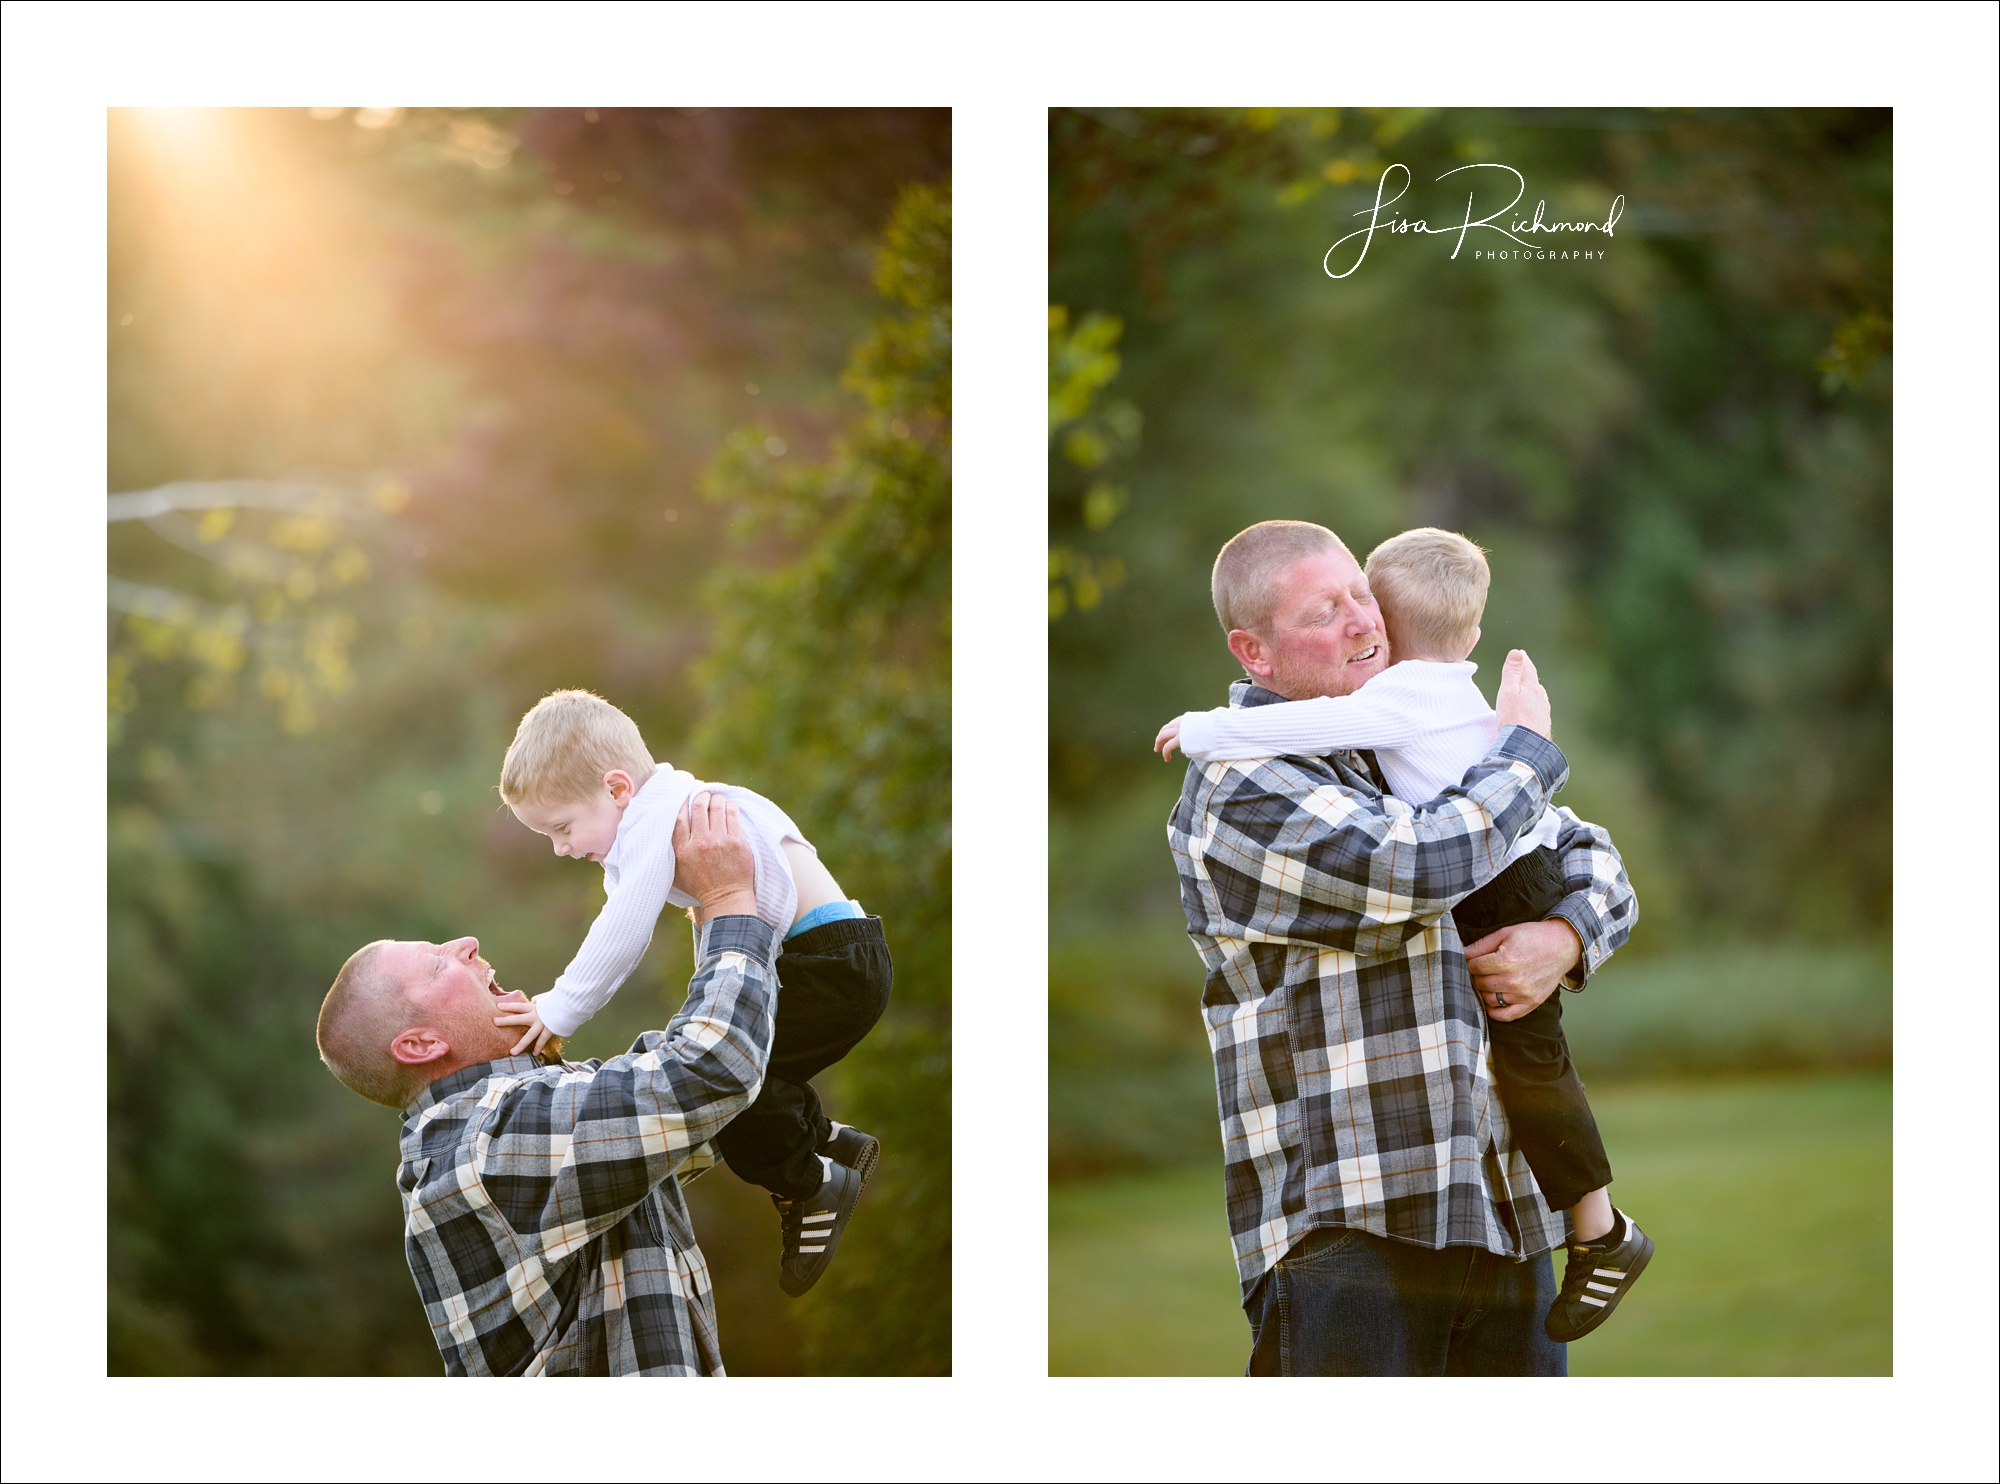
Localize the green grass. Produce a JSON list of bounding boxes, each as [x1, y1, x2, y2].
[[1049, 1071, 1890, 1375]]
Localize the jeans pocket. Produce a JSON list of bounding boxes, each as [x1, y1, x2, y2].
[[1279, 1225, 1359, 1275]]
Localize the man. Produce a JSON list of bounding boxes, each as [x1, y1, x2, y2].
[[1168, 520, 1636, 1375], [316, 793, 774, 1375]]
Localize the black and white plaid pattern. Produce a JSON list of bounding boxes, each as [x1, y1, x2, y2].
[[397, 915, 777, 1375], [1170, 682, 1636, 1303]]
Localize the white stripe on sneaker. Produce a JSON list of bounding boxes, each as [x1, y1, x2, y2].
[[1580, 1295, 1608, 1307], [1585, 1281, 1618, 1294], [799, 1245, 825, 1253], [1593, 1268, 1626, 1279]]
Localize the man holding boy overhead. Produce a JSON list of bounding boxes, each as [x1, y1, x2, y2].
[[316, 793, 770, 1376]]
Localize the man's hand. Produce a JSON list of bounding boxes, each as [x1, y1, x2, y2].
[[1463, 918, 1583, 1022], [1155, 716, 1186, 761], [674, 792, 758, 922], [1494, 649, 1553, 741], [494, 1000, 559, 1057]]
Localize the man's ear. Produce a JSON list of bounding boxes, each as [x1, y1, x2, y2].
[[604, 769, 635, 807], [391, 1026, 452, 1067], [1226, 628, 1275, 679]]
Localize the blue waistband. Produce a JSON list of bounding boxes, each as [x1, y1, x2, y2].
[[786, 899, 864, 939]]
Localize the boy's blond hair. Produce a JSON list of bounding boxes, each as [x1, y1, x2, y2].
[[1364, 527, 1490, 659], [499, 689, 655, 806], [1211, 520, 1345, 635]]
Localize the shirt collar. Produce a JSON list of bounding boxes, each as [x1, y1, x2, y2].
[[1230, 677, 1291, 710], [404, 1055, 545, 1117]]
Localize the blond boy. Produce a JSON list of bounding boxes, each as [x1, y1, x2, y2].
[[497, 690, 892, 1297]]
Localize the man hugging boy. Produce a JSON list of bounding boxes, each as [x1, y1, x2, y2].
[[1156, 527, 1653, 1342], [498, 690, 891, 1297]]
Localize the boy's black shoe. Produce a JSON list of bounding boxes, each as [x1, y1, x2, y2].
[[817, 1121, 880, 1189], [1545, 1208, 1654, 1342], [774, 1156, 866, 1298]]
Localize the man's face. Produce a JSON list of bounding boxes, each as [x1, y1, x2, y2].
[[379, 936, 527, 1066], [510, 785, 626, 864], [1246, 546, 1390, 699]]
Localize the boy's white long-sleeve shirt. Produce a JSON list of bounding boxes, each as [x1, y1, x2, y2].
[[1176, 659, 1562, 865], [531, 766, 810, 1038]]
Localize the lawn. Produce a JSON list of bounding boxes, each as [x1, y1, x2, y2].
[[1048, 1072, 1890, 1375]]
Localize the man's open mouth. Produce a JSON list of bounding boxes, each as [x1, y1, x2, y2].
[[1349, 645, 1381, 664]]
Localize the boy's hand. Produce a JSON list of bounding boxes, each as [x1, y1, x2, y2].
[[1494, 649, 1553, 741], [1155, 717, 1186, 760], [495, 1001, 558, 1057]]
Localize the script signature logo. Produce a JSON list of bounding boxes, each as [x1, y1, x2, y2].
[[1324, 163, 1626, 279]]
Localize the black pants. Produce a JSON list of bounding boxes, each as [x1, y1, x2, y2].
[[714, 915, 893, 1200], [1453, 848, 1612, 1214]]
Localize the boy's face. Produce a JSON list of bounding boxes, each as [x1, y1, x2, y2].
[[510, 772, 634, 863]]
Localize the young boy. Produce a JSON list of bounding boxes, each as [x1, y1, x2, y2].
[[1155, 527, 1652, 1343], [496, 689, 891, 1298]]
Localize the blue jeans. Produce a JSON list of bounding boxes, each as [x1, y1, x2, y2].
[[1245, 1226, 1567, 1375]]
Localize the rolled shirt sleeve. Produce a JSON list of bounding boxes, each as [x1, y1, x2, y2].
[[1544, 805, 1638, 989]]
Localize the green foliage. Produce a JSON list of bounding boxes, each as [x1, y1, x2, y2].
[[1048, 106, 1891, 1182], [1049, 107, 1889, 928], [692, 184, 952, 1375], [1048, 306, 1141, 618], [106, 108, 947, 1375]]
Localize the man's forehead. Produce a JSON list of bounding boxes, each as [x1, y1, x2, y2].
[[378, 940, 434, 970], [1279, 546, 1363, 596]]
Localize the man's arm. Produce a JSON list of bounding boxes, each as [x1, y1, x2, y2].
[[493, 798, 778, 1260], [1195, 723, 1566, 956]]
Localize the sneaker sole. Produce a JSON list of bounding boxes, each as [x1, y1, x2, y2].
[[779, 1166, 867, 1299], [843, 1134, 881, 1194], [1548, 1230, 1655, 1343]]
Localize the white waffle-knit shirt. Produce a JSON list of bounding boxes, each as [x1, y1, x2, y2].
[[531, 766, 811, 1037], [1176, 659, 1562, 865]]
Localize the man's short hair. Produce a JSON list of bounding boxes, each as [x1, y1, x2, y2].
[[498, 689, 655, 807], [317, 941, 421, 1110], [1364, 527, 1491, 658], [1210, 520, 1345, 635]]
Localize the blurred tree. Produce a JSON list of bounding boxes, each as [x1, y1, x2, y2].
[[1048, 107, 1891, 1177], [693, 183, 952, 1375], [1049, 106, 1890, 934], [106, 108, 949, 1375], [1048, 306, 1140, 618]]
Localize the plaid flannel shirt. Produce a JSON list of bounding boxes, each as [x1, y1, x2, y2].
[[396, 915, 777, 1376], [1170, 681, 1635, 1303]]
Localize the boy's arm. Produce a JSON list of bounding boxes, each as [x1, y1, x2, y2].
[[531, 805, 678, 1037], [1176, 688, 1424, 762]]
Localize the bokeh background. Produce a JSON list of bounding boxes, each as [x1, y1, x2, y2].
[[1047, 108, 1890, 1375], [107, 107, 949, 1375]]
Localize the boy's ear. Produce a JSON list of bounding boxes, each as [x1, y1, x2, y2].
[[1465, 625, 1481, 659], [604, 769, 635, 806]]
